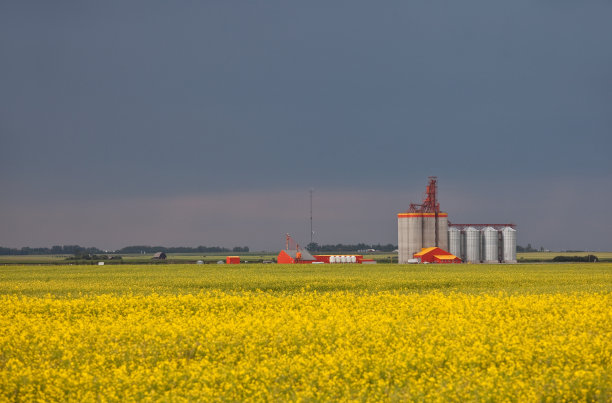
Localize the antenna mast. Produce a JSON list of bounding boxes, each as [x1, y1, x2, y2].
[[309, 189, 314, 245]]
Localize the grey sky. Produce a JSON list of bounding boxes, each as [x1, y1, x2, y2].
[[1, 1, 611, 251]]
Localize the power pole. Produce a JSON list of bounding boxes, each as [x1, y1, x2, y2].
[[309, 188, 314, 245]]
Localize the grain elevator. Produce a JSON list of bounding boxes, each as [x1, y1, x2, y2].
[[398, 177, 517, 264]]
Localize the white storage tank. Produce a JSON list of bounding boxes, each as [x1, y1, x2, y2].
[[465, 227, 481, 263], [330, 256, 336, 264], [340, 256, 347, 263], [482, 227, 499, 263], [448, 227, 461, 258], [350, 255, 357, 263], [502, 227, 517, 263]]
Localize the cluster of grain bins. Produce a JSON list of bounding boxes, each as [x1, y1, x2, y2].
[[447, 225, 517, 263], [397, 177, 450, 264], [398, 177, 517, 264]]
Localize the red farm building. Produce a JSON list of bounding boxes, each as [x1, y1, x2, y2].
[[277, 234, 318, 264], [277, 248, 318, 264], [414, 247, 462, 264], [226, 256, 240, 264], [277, 234, 375, 264]]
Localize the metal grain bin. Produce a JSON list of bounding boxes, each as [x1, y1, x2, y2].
[[465, 227, 481, 263], [448, 227, 461, 259], [501, 227, 517, 263], [482, 227, 499, 263]]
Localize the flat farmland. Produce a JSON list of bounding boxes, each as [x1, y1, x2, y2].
[[1, 263, 611, 401], [1, 263, 611, 296]]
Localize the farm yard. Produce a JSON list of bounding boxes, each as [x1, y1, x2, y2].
[[2, 251, 612, 266], [1, 263, 611, 401]]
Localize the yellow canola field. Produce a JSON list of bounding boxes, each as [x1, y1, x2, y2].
[[1, 291, 611, 402]]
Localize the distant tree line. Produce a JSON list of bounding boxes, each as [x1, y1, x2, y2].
[[552, 255, 598, 262], [0, 245, 104, 255], [306, 243, 397, 252], [0, 245, 250, 255], [116, 246, 249, 254], [517, 244, 545, 252]]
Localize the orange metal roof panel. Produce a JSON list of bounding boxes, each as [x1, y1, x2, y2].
[[434, 254, 459, 260], [414, 247, 438, 256]]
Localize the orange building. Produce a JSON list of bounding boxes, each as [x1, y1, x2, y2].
[[277, 249, 317, 264], [414, 247, 462, 264]]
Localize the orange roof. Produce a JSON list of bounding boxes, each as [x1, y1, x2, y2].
[[434, 254, 459, 260], [398, 213, 448, 218], [414, 247, 438, 256]]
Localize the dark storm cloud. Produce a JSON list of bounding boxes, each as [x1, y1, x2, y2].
[[1, 1, 611, 250]]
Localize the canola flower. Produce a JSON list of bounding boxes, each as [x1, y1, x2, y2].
[[0, 291, 610, 401]]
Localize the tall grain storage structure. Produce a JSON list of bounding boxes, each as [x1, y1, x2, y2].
[[422, 213, 437, 248], [448, 227, 461, 259], [397, 177, 449, 263], [436, 213, 448, 251], [398, 213, 424, 263], [502, 227, 517, 263], [465, 227, 481, 263], [460, 230, 467, 261], [482, 227, 499, 263], [407, 214, 423, 259], [397, 214, 409, 263]]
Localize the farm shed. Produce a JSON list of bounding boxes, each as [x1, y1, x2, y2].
[[152, 252, 167, 260], [278, 249, 317, 264], [414, 247, 461, 264], [226, 256, 240, 264]]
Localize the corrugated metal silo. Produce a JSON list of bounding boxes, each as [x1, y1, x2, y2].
[[460, 229, 466, 261], [482, 227, 499, 263], [408, 214, 423, 259], [397, 214, 409, 264], [437, 213, 448, 251], [502, 227, 517, 263], [465, 227, 481, 263], [448, 227, 461, 258], [422, 214, 436, 247]]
